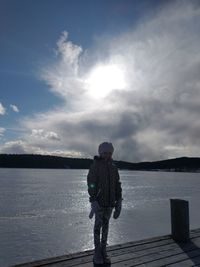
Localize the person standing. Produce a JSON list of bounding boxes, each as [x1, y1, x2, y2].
[[87, 142, 123, 265]]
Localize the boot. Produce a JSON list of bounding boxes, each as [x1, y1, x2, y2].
[[93, 245, 104, 265], [101, 243, 111, 264]]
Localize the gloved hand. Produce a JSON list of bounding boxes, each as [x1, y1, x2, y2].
[[113, 198, 123, 219], [89, 200, 101, 219]]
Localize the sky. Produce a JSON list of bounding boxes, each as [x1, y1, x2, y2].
[[0, 0, 200, 162]]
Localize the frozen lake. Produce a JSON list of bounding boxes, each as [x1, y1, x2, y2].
[[0, 168, 200, 266]]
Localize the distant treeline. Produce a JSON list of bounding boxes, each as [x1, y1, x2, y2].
[[0, 154, 200, 172]]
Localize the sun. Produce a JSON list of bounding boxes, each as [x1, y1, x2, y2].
[[84, 64, 127, 98]]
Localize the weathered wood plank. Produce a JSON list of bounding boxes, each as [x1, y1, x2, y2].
[[10, 228, 200, 267], [55, 239, 200, 267], [11, 234, 172, 267], [165, 255, 200, 267], [76, 237, 200, 267], [14, 239, 175, 267], [107, 249, 200, 267]]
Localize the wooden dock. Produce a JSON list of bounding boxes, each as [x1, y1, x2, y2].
[[12, 228, 200, 267]]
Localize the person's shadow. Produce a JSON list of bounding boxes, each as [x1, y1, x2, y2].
[[177, 240, 200, 265]]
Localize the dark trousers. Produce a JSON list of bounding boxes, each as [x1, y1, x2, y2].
[[94, 207, 113, 248]]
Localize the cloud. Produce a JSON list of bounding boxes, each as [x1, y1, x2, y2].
[[31, 129, 60, 141], [0, 139, 84, 157], [10, 104, 19, 112], [0, 140, 40, 154], [0, 127, 5, 138], [40, 31, 85, 108], [0, 102, 6, 115], [3, 0, 200, 161], [0, 127, 5, 134]]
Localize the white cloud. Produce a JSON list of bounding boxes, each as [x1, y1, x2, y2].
[[56, 31, 82, 70], [0, 127, 5, 134], [0, 127, 5, 138], [10, 104, 19, 112], [31, 129, 60, 141], [0, 140, 40, 154], [0, 139, 86, 157], [0, 103, 6, 115], [40, 31, 85, 107], [3, 0, 200, 161], [45, 131, 60, 140]]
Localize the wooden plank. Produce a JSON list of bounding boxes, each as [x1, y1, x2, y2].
[[11, 228, 200, 267], [108, 248, 200, 267], [59, 237, 200, 267], [105, 238, 200, 267], [165, 255, 200, 267], [13, 234, 193, 267], [12, 239, 200, 267], [111, 233, 200, 258], [190, 228, 200, 234], [11, 235, 173, 267], [109, 242, 200, 267], [191, 230, 200, 237], [26, 239, 176, 267], [101, 236, 200, 267], [12, 241, 200, 267], [141, 249, 200, 267]]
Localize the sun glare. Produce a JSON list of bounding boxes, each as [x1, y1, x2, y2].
[[85, 64, 127, 98]]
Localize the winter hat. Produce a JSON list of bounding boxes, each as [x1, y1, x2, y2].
[[98, 142, 114, 155]]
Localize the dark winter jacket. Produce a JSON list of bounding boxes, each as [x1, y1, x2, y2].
[[87, 155, 122, 207]]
